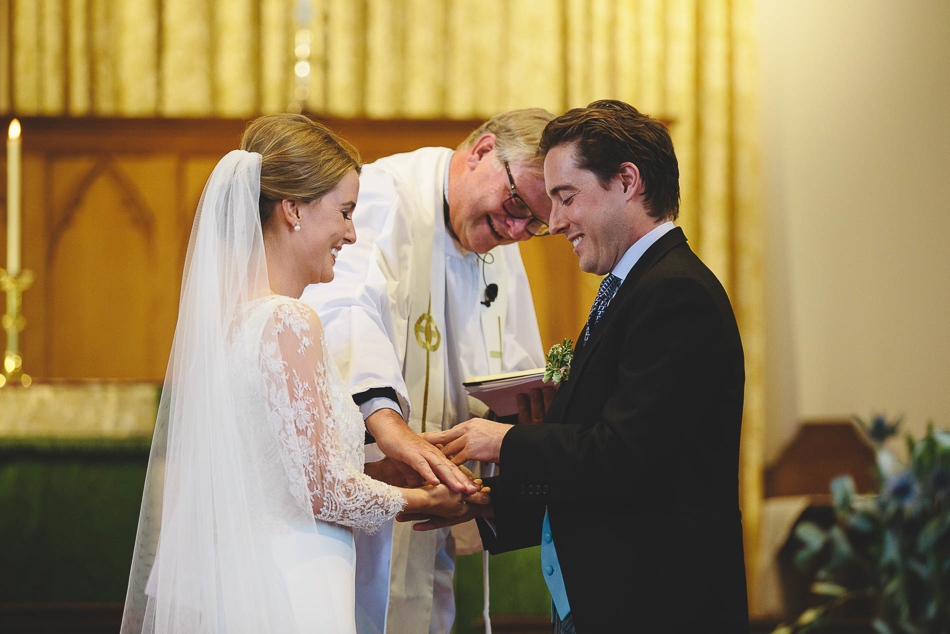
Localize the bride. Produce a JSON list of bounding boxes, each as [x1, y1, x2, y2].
[[121, 114, 478, 633]]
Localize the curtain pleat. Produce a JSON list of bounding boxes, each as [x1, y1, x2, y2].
[[1, 0, 765, 598]]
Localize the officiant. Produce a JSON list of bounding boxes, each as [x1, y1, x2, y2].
[[301, 108, 554, 634]]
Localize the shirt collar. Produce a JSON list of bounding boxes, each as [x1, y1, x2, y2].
[[443, 151, 454, 207], [611, 220, 675, 281], [443, 152, 467, 257]]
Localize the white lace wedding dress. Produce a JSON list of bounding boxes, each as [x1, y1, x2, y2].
[[225, 295, 406, 632]]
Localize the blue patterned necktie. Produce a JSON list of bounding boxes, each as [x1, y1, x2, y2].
[[582, 273, 621, 345]]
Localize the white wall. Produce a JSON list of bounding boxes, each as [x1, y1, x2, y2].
[[758, 0, 950, 462]]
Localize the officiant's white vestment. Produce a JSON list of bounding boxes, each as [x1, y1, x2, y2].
[[302, 147, 543, 633]]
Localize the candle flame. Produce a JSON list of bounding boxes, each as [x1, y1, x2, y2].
[[9, 119, 20, 139]]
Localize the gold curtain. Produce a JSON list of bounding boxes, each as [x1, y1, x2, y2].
[[1, 0, 764, 598]]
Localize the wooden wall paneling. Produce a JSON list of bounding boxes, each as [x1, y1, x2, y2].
[[174, 153, 191, 273], [43, 155, 107, 379], [115, 155, 187, 378], [47, 156, 159, 379], [4, 115, 594, 381], [21, 152, 48, 379]]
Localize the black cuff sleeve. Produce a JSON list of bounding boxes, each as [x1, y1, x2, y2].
[[496, 412, 520, 426], [352, 386, 400, 406]]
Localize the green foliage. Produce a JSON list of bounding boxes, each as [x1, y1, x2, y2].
[[543, 338, 574, 384], [774, 417, 950, 633]]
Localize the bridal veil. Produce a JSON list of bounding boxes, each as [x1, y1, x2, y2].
[[122, 150, 301, 633]]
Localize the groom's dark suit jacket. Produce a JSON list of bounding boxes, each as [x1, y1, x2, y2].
[[479, 228, 749, 632]]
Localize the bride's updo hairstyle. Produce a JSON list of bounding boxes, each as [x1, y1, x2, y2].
[[240, 113, 361, 227]]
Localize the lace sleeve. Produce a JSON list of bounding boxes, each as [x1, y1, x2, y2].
[[262, 299, 406, 534]]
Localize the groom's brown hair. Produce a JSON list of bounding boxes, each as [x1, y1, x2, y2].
[[539, 100, 680, 221]]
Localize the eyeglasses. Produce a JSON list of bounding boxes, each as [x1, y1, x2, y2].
[[502, 161, 549, 237]]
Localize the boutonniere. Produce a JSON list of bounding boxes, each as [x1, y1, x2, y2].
[[543, 338, 574, 384]]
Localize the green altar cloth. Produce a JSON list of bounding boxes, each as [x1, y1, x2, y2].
[[0, 437, 552, 626], [0, 382, 550, 627], [0, 437, 151, 603], [455, 548, 551, 634]]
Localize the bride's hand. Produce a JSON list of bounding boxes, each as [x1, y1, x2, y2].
[[397, 490, 494, 531], [397, 479, 492, 528], [402, 484, 469, 518]]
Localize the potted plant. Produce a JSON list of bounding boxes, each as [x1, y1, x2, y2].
[[774, 416, 950, 634]]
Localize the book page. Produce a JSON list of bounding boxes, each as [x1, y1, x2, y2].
[[463, 368, 550, 418]]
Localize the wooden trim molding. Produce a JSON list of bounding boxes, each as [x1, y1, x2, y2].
[[2, 115, 485, 159]]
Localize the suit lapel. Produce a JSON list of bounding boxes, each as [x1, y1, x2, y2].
[[546, 228, 688, 422]]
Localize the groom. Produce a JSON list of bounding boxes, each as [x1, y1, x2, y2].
[[417, 100, 750, 632]]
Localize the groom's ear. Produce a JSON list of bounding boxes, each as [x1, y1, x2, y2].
[[617, 162, 642, 202]]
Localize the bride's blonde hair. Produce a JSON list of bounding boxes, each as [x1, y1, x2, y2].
[[241, 113, 361, 226]]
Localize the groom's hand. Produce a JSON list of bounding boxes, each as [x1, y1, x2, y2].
[[366, 408, 477, 494], [424, 418, 512, 464]]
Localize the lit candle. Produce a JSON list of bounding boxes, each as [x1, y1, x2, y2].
[[7, 119, 21, 277]]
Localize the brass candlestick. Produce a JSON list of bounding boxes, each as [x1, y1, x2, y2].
[[0, 267, 33, 387]]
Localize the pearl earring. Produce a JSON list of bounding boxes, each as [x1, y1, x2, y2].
[[294, 221, 301, 232]]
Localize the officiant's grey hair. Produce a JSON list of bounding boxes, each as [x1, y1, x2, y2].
[[458, 108, 554, 174], [241, 113, 362, 226]]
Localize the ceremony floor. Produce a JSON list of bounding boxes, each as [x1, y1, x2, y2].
[[0, 604, 877, 634]]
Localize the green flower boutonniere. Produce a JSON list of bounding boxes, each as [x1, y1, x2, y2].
[[544, 338, 574, 384]]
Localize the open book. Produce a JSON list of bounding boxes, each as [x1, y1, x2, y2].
[[463, 367, 549, 418]]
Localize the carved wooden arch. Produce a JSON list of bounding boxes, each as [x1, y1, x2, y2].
[[46, 156, 158, 270]]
